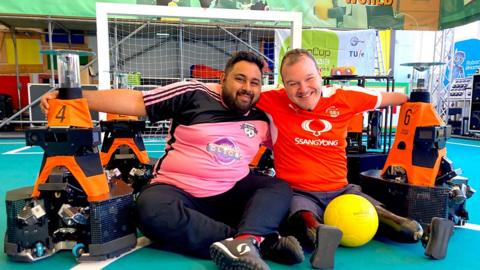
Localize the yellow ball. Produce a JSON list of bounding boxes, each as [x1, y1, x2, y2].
[[324, 194, 379, 247]]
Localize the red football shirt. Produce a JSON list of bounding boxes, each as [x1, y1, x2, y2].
[[256, 86, 381, 191]]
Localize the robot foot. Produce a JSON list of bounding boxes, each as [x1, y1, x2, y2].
[[310, 224, 343, 269], [423, 217, 454, 260]]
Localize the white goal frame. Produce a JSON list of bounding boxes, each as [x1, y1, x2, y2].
[[95, 2, 303, 90]]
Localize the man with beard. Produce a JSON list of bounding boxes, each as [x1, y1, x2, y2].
[[40, 51, 303, 270]]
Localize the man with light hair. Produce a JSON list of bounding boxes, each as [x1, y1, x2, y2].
[[256, 48, 438, 269]]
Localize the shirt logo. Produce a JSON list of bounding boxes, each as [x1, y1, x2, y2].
[[240, 123, 257, 138], [301, 119, 332, 137], [326, 106, 340, 118], [206, 138, 241, 165]]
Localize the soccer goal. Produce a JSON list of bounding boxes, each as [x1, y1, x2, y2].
[[95, 2, 302, 141], [96, 2, 302, 87]]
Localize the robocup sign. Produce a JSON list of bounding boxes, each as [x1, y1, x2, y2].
[[276, 29, 376, 78]]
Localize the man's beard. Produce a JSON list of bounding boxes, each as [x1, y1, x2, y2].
[[222, 89, 254, 115]]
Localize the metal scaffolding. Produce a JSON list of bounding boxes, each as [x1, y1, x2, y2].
[[430, 28, 455, 121]]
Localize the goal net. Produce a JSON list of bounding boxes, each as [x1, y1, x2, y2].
[[95, 3, 302, 143]]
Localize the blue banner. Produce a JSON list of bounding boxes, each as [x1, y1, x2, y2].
[[452, 39, 480, 79]]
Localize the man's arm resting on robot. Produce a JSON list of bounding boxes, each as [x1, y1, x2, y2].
[[41, 89, 147, 117], [380, 92, 408, 107], [83, 90, 147, 116]]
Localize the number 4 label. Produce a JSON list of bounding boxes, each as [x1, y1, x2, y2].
[[55, 105, 67, 122]]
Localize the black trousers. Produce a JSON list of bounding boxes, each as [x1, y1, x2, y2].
[[135, 173, 292, 258]]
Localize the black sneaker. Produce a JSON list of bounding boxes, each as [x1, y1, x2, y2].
[[210, 238, 270, 270], [261, 235, 304, 265]]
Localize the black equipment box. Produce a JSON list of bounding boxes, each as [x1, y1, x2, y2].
[[360, 169, 449, 228]]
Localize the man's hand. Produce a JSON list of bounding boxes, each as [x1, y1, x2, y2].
[[40, 90, 59, 115]]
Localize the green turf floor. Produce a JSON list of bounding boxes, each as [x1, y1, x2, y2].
[[0, 137, 479, 269]]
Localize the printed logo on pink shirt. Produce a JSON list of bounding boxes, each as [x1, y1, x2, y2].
[[240, 123, 257, 138], [206, 138, 241, 165]]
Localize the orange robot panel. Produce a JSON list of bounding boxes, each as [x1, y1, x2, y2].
[[382, 101, 447, 186], [100, 138, 150, 166], [47, 98, 93, 128], [31, 156, 109, 201]]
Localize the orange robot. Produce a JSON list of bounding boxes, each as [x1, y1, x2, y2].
[[382, 91, 449, 186], [5, 50, 136, 262], [360, 90, 474, 259], [100, 112, 152, 193]]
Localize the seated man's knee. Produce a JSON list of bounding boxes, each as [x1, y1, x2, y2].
[[135, 188, 185, 233]]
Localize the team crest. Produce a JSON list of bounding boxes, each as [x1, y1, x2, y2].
[[240, 123, 257, 138], [326, 106, 340, 118]]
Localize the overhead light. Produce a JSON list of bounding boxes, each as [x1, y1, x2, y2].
[[156, 33, 170, 37]]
